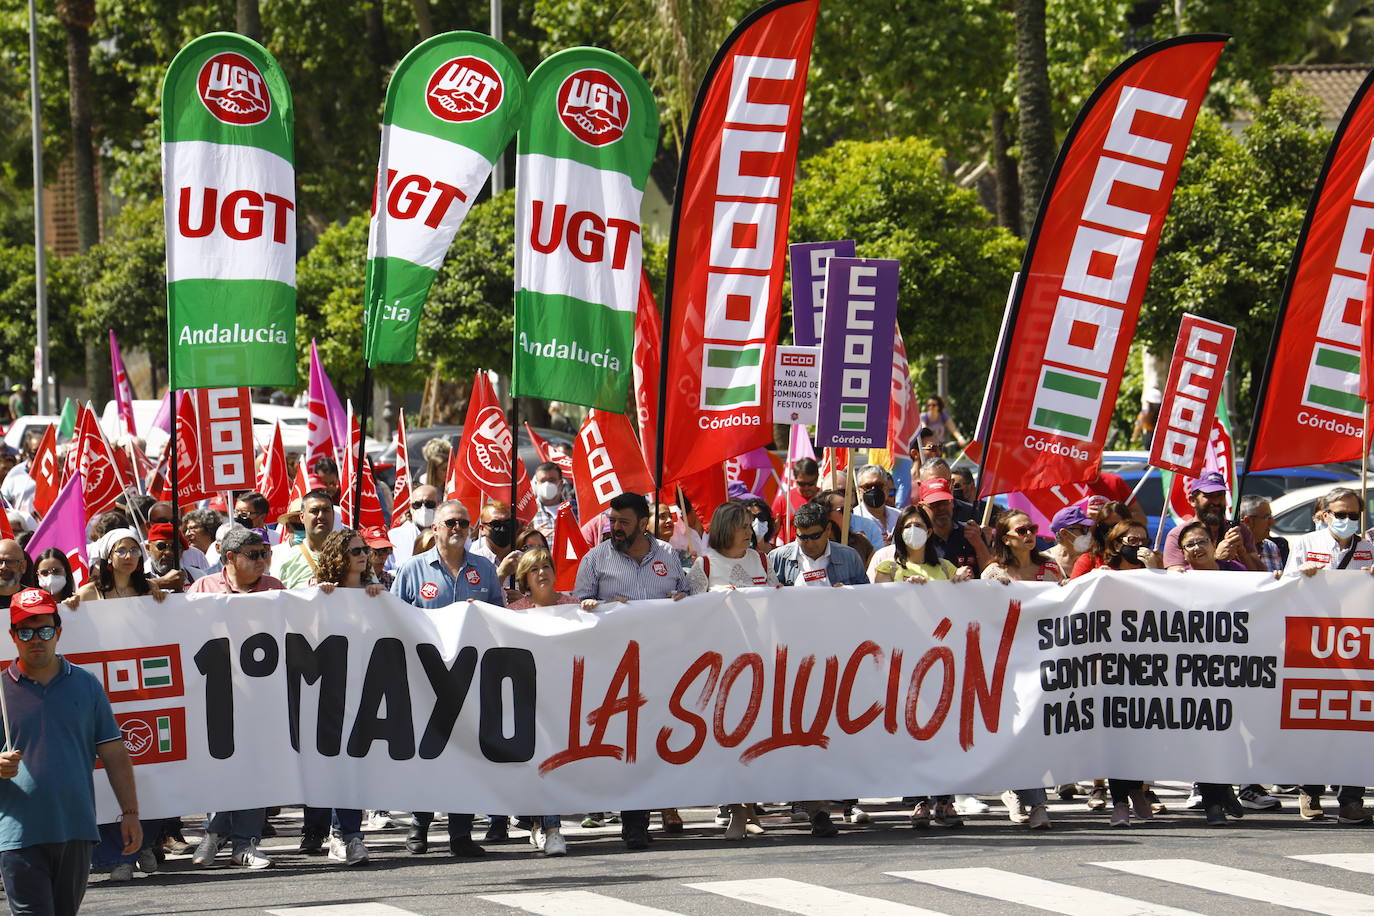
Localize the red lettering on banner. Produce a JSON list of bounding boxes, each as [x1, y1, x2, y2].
[[713, 652, 764, 747], [906, 644, 956, 741], [528, 201, 641, 270], [960, 599, 1020, 750], [836, 641, 883, 734], [177, 187, 293, 243], [539, 642, 645, 773], [1281, 678, 1374, 731], [378, 170, 468, 228], [655, 652, 722, 765], [1284, 617, 1374, 670], [740, 647, 837, 762], [883, 649, 904, 734]]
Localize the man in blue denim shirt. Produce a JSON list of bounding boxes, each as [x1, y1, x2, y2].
[[768, 502, 869, 587], [390, 499, 502, 857]]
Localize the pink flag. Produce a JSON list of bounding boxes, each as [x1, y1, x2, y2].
[[150, 389, 172, 436], [777, 425, 816, 542], [887, 325, 919, 457], [28, 473, 90, 586], [109, 330, 137, 438], [306, 340, 342, 472]]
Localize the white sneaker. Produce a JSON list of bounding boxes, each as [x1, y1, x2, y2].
[[955, 795, 989, 815], [191, 832, 223, 866], [1239, 786, 1282, 810], [542, 828, 567, 857], [1185, 789, 1204, 810], [364, 811, 394, 830], [530, 824, 546, 851], [1001, 790, 1029, 824], [136, 848, 158, 874], [327, 833, 348, 862], [848, 805, 871, 824], [109, 862, 134, 881], [229, 842, 272, 869]]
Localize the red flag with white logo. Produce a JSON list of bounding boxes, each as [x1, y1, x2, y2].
[[1363, 250, 1374, 403], [109, 330, 138, 438], [1148, 314, 1236, 476], [257, 420, 290, 519], [525, 421, 574, 484], [632, 269, 662, 471], [194, 388, 255, 492], [73, 403, 129, 518], [340, 409, 386, 530], [289, 458, 307, 506], [392, 409, 413, 524], [30, 424, 59, 518], [572, 410, 653, 526], [448, 372, 536, 521], [553, 503, 590, 591], [306, 340, 339, 472], [887, 325, 920, 457], [658, 0, 821, 486], [168, 392, 210, 504], [1249, 69, 1374, 469], [977, 35, 1226, 498]]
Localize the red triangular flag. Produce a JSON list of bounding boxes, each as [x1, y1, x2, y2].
[[30, 424, 59, 518], [553, 503, 590, 591], [257, 421, 290, 519], [525, 422, 574, 484], [289, 459, 308, 506], [572, 410, 654, 526], [1361, 248, 1374, 403], [632, 269, 663, 473], [448, 372, 536, 522], [392, 410, 413, 524], [73, 403, 128, 519]]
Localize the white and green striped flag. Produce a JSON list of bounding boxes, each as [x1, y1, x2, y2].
[[364, 33, 527, 365], [162, 33, 297, 388], [512, 48, 658, 411]]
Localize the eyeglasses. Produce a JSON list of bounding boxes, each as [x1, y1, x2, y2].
[[1182, 539, 1211, 550], [0, 558, 24, 568], [797, 530, 827, 541], [1013, 524, 1037, 536], [1330, 511, 1360, 521], [13, 626, 56, 642], [442, 518, 471, 530], [1120, 536, 1148, 546], [239, 549, 269, 562], [411, 499, 437, 510], [111, 548, 140, 558], [858, 483, 884, 492], [346, 546, 369, 557]]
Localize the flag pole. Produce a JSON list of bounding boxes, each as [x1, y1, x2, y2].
[[0, 667, 11, 752], [354, 367, 373, 516], [509, 386, 519, 514], [841, 450, 852, 547], [1363, 407, 1370, 535]]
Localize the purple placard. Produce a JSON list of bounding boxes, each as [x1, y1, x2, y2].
[[815, 257, 900, 449], [789, 240, 856, 347]]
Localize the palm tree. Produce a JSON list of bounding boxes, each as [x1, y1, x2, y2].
[[1014, 0, 1055, 235]]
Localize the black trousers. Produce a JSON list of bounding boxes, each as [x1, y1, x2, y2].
[[0, 840, 93, 916]]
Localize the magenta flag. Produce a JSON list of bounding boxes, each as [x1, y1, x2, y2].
[[306, 340, 346, 472], [27, 473, 90, 586], [149, 390, 172, 436], [109, 330, 137, 437]]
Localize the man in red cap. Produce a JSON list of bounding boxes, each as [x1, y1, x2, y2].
[[144, 522, 201, 593], [918, 477, 988, 573], [360, 526, 394, 588], [0, 588, 141, 914]]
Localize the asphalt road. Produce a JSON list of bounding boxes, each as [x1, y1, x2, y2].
[[67, 785, 1374, 915]]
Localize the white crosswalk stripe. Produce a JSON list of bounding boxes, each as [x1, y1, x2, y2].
[[1292, 854, 1374, 876], [1094, 859, 1374, 915], [687, 877, 945, 914], [889, 867, 1201, 915], [267, 905, 423, 915], [477, 890, 678, 914]]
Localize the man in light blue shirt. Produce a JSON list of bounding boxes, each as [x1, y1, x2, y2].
[[391, 499, 502, 857]]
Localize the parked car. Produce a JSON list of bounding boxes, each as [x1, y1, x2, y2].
[[1268, 481, 1360, 539], [3, 415, 59, 451]]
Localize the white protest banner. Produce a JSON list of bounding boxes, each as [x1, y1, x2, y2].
[[41, 571, 1374, 821], [771, 345, 819, 425]]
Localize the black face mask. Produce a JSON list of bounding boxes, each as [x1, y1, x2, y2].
[[861, 488, 887, 510], [234, 513, 253, 528], [1119, 544, 1141, 564], [487, 519, 514, 548]]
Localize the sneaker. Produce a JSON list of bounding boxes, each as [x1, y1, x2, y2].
[[790, 802, 810, 823], [848, 805, 871, 824], [365, 811, 395, 830], [1338, 801, 1373, 825], [661, 809, 684, 833], [543, 829, 568, 856], [1146, 789, 1167, 814], [1239, 785, 1282, 810], [1273, 784, 1302, 795], [1109, 803, 1130, 827], [580, 814, 605, 829], [192, 832, 224, 866], [230, 843, 273, 869], [109, 862, 134, 882], [1204, 804, 1228, 827], [1056, 783, 1080, 800], [327, 833, 368, 866], [136, 848, 159, 874], [1027, 805, 1051, 829], [1085, 785, 1107, 811], [162, 832, 194, 856], [713, 806, 730, 826], [605, 813, 621, 825], [955, 795, 988, 815], [1299, 794, 1325, 821], [744, 805, 765, 835], [1001, 790, 1029, 824], [809, 809, 839, 838], [910, 801, 932, 829], [1185, 782, 1204, 810], [1129, 789, 1153, 822], [1221, 789, 1245, 820], [298, 824, 327, 855], [530, 824, 546, 851], [932, 800, 963, 828]]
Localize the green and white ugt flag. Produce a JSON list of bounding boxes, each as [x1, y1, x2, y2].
[[513, 48, 658, 411], [162, 33, 296, 388], [364, 32, 527, 365]]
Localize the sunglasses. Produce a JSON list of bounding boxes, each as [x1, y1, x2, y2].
[[1121, 536, 1148, 546], [797, 530, 827, 541], [1330, 511, 1360, 521], [1013, 524, 1038, 536], [411, 499, 438, 510], [347, 546, 369, 557], [239, 549, 269, 562], [442, 518, 471, 529], [13, 626, 56, 642], [151, 541, 172, 551]]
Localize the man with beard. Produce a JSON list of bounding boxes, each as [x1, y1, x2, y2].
[[0, 540, 33, 608], [270, 490, 335, 588], [1162, 472, 1262, 571], [388, 484, 440, 568], [918, 478, 989, 573], [390, 500, 502, 858], [573, 492, 687, 849], [143, 523, 201, 592]]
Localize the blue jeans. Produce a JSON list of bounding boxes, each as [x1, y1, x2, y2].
[[303, 806, 363, 841], [206, 808, 266, 853], [90, 820, 158, 867], [489, 815, 561, 830], [1014, 788, 1047, 807], [0, 840, 92, 916]]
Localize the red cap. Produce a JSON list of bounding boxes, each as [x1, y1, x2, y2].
[[147, 522, 182, 545], [10, 588, 57, 626], [918, 478, 954, 503], [360, 526, 393, 549]]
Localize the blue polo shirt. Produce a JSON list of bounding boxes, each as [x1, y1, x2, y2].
[[0, 658, 121, 850], [391, 546, 505, 609]]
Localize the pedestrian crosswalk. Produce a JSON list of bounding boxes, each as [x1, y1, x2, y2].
[[456, 854, 1374, 916]]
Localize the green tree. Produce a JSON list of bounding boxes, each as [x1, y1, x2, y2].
[[0, 244, 80, 384], [790, 137, 1024, 417]]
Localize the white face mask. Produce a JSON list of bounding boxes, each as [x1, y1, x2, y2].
[[535, 480, 561, 503], [751, 518, 769, 541], [1072, 533, 1092, 553], [412, 506, 436, 528], [902, 526, 928, 551], [1329, 516, 1361, 541], [38, 573, 65, 595], [668, 527, 689, 551]]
